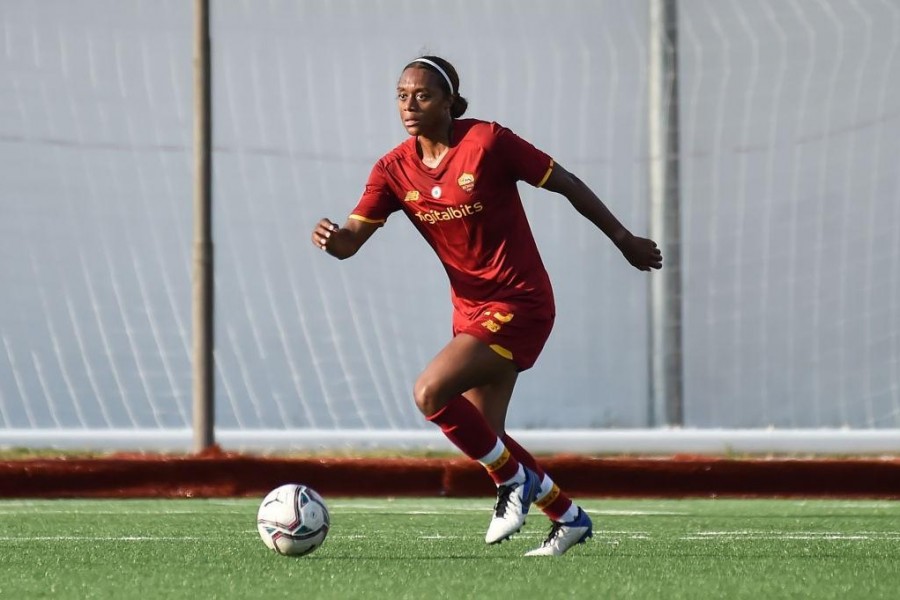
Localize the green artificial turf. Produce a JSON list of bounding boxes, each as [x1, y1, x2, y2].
[[0, 497, 897, 599]]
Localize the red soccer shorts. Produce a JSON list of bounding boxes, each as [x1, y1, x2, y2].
[[452, 302, 555, 371]]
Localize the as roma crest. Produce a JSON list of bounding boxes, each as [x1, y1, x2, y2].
[[457, 172, 475, 193]]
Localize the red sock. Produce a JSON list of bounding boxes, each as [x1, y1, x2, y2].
[[427, 396, 521, 485], [502, 432, 574, 522], [500, 433, 545, 478]]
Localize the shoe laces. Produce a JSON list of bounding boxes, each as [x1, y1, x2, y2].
[[492, 484, 515, 517], [541, 520, 566, 547]]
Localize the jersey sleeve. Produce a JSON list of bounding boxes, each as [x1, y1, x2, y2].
[[349, 161, 400, 225], [491, 123, 555, 188]]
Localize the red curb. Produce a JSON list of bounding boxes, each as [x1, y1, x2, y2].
[[1, 456, 898, 498]]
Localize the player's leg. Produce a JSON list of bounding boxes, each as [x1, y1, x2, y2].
[[523, 504, 593, 556], [466, 387, 578, 520], [465, 392, 592, 556], [413, 332, 516, 422], [414, 333, 527, 490], [460, 369, 516, 435], [413, 333, 540, 543], [512, 427, 592, 556], [450, 304, 590, 555]]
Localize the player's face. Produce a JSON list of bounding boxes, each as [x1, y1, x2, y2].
[[396, 67, 452, 137]]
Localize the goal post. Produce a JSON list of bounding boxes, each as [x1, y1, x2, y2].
[[648, 0, 684, 427], [192, 0, 215, 452]]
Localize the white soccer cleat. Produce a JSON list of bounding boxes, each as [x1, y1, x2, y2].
[[525, 507, 593, 556], [484, 467, 540, 544]]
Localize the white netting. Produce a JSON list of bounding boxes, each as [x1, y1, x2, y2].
[[678, 0, 900, 427], [0, 0, 898, 450]]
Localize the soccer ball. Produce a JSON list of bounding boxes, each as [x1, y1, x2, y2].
[[256, 483, 330, 556]]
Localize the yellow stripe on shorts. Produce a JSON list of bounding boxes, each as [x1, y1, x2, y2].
[[489, 344, 513, 361]]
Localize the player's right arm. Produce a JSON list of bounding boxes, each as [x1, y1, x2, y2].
[[313, 157, 398, 259], [311, 217, 381, 260]]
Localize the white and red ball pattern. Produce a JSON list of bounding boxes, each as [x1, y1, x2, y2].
[[257, 483, 330, 556]]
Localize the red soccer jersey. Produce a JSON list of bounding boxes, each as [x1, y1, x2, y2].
[[350, 119, 555, 317]]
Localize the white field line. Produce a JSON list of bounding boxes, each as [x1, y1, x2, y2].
[[0, 536, 207, 542], [789, 501, 898, 509], [0, 510, 251, 517], [3, 530, 898, 543], [328, 504, 488, 512], [592, 510, 687, 516], [688, 530, 900, 536], [0, 510, 218, 515], [679, 531, 900, 541], [328, 505, 687, 517], [246, 528, 900, 542]]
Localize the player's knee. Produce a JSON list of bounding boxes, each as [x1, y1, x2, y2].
[[412, 376, 447, 418]]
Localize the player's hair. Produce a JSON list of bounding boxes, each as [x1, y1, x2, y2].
[[404, 55, 469, 119]]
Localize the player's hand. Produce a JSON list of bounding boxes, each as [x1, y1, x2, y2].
[[616, 233, 663, 271], [312, 218, 340, 251]]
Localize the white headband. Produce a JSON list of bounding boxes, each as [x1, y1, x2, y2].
[[412, 58, 455, 96]]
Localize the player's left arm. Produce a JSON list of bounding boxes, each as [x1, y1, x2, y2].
[[541, 162, 663, 272]]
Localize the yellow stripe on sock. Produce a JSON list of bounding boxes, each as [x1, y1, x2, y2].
[[534, 484, 561, 509], [484, 447, 511, 473]]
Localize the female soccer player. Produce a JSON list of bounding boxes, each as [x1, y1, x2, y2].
[[311, 56, 662, 556]]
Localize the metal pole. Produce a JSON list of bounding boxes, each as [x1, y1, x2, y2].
[[193, 0, 215, 451], [648, 0, 684, 426]]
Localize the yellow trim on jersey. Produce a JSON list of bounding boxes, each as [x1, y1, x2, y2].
[[349, 214, 386, 225], [536, 159, 555, 188], [489, 344, 513, 361]]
